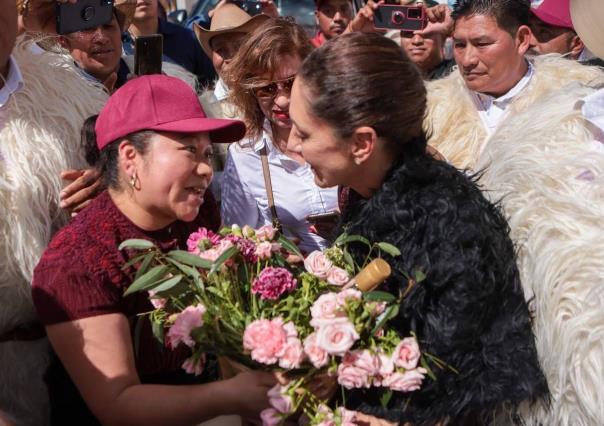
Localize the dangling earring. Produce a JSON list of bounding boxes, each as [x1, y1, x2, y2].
[[354, 158, 362, 166], [129, 172, 139, 189]]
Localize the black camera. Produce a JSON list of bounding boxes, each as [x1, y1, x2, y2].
[[56, 0, 114, 35], [232, 0, 262, 16], [373, 5, 427, 32]]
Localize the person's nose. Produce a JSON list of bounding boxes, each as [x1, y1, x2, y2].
[[273, 91, 290, 110], [459, 45, 479, 69], [332, 11, 343, 22], [411, 33, 423, 45], [195, 160, 213, 181]]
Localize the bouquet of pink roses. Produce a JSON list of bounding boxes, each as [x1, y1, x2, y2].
[[120, 225, 435, 425]]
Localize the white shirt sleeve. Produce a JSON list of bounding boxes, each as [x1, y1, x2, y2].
[[220, 148, 262, 228]]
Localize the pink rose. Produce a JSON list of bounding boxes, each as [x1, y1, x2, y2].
[[271, 242, 282, 252], [166, 304, 206, 348], [383, 368, 427, 392], [337, 360, 370, 389], [148, 290, 167, 309], [260, 408, 281, 426], [256, 225, 277, 241], [351, 349, 381, 377], [255, 241, 273, 260], [327, 266, 350, 286], [367, 301, 387, 316], [336, 288, 362, 306], [392, 337, 421, 370], [279, 337, 305, 369], [304, 251, 333, 279], [181, 355, 205, 376], [372, 351, 395, 387], [315, 319, 359, 356], [267, 384, 294, 414], [303, 332, 329, 368], [282, 321, 298, 339], [310, 293, 342, 321], [243, 318, 287, 365]]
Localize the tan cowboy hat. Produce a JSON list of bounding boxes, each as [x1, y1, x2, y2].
[[194, 3, 270, 59], [570, 0, 604, 60], [17, 0, 136, 33]]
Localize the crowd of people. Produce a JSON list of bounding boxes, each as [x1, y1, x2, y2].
[[0, 0, 602, 425]]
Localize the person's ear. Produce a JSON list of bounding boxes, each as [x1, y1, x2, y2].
[[58, 35, 70, 50], [515, 25, 532, 56], [569, 34, 585, 60], [350, 126, 378, 165], [118, 140, 141, 178]]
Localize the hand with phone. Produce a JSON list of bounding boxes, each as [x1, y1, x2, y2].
[[345, 0, 385, 34], [56, 0, 114, 35], [307, 211, 340, 241], [134, 34, 163, 76]]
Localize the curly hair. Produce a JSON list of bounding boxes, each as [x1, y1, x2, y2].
[[224, 17, 314, 140]]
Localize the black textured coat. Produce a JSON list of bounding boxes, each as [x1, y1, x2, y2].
[[341, 154, 548, 425]]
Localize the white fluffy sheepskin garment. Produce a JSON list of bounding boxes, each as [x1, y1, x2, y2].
[[477, 83, 604, 426], [0, 36, 108, 425], [425, 54, 604, 171]]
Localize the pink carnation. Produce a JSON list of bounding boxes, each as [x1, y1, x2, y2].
[[304, 251, 333, 279], [392, 337, 421, 370], [187, 228, 221, 254], [267, 384, 294, 414], [255, 241, 273, 260], [260, 408, 281, 426], [383, 368, 427, 392], [252, 267, 297, 300], [256, 225, 277, 241], [166, 304, 206, 348], [225, 235, 257, 263], [303, 332, 329, 368], [243, 318, 288, 365], [181, 354, 205, 376]]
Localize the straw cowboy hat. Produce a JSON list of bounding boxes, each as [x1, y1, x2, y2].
[[194, 3, 270, 59], [17, 0, 136, 32], [570, 0, 604, 59]]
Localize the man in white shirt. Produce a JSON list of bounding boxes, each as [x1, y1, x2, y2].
[[0, 1, 107, 424], [425, 0, 604, 171]]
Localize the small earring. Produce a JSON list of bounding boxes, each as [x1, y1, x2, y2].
[[354, 158, 361, 166], [129, 172, 139, 188]]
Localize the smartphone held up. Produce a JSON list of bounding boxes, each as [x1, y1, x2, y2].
[[373, 5, 427, 32], [134, 34, 164, 76]]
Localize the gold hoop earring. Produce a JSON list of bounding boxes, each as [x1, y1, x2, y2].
[[129, 172, 139, 189]]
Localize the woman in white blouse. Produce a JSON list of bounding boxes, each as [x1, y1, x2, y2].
[[221, 18, 338, 253]]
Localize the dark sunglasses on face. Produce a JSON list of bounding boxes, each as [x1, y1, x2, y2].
[[253, 75, 296, 100]]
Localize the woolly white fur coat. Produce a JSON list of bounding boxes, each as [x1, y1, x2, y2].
[[0, 37, 108, 425], [426, 55, 604, 426]]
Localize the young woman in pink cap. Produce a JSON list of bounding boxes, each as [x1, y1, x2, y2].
[[31, 75, 276, 425]]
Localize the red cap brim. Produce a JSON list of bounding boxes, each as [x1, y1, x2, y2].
[[149, 117, 246, 144], [531, 8, 574, 30]]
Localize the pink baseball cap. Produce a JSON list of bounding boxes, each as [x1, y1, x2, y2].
[[531, 0, 574, 30], [95, 74, 246, 150]]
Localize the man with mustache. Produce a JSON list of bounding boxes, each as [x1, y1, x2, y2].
[[311, 0, 353, 47]]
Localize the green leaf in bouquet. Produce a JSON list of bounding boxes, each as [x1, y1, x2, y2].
[[151, 274, 183, 293], [414, 269, 427, 283], [151, 318, 165, 343], [371, 304, 400, 335], [343, 248, 356, 270], [277, 234, 302, 257], [336, 234, 371, 248], [377, 242, 402, 257], [209, 246, 239, 274], [135, 252, 155, 281], [124, 265, 170, 296], [363, 291, 396, 303], [118, 239, 156, 251], [167, 250, 212, 269], [121, 252, 150, 271], [380, 389, 393, 408], [421, 356, 437, 381]]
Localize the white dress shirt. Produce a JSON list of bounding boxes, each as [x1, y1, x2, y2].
[[471, 62, 535, 135], [221, 123, 338, 253], [0, 56, 24, 160]]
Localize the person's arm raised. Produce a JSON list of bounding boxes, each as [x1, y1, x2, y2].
[[46, 313, 276, 426]]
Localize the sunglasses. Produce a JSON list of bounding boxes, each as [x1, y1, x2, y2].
[[253, 76, 296, 100]]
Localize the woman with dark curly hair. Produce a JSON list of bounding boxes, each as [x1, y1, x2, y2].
[[288, 32, 549, 425]]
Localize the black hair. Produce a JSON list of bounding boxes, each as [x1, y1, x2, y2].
[[452, 0, 531, 35], [298, 32, 427, 159], [82, 114, 154, 190]]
